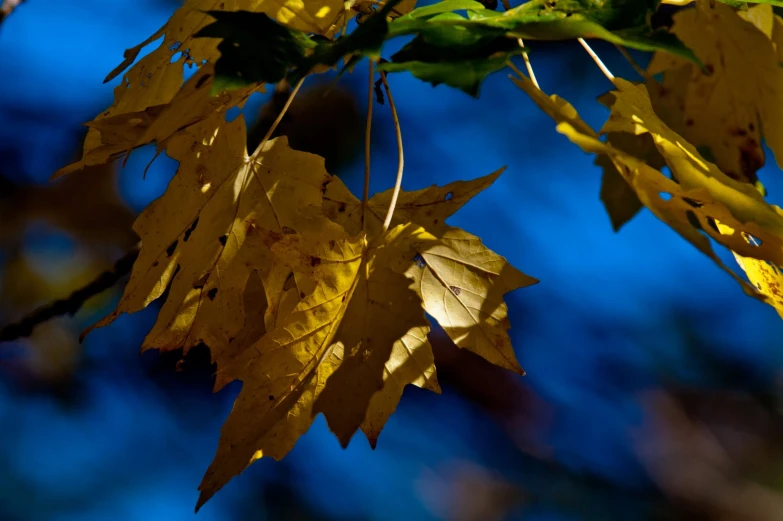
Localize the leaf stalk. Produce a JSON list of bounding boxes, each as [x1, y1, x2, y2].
[[379, 71, 404, 234]]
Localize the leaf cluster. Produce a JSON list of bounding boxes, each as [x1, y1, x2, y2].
[[48, 0, 783, 512]]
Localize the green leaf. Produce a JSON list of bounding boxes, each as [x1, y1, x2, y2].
[[403, 0, 487, 19], [388, 0, 699, 64], [380, 12, 523, 96], [195, 11, 315, 94]]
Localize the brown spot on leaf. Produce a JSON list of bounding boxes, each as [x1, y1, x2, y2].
[[450, 286, 462, 296], [685, 118, 694, 127], [300, 291, 306, 299], [310, 257, 321, 267], [219, 235, 228, 246], [705, 63, 715, 74], [282, 226, 296, 234], [207, 288, 218, 301], [338, 203, 346, 213], [739, 138, 763, 182], [729, 127, 748, 137]]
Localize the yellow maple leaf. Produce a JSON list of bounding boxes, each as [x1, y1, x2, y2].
[[89, 115, 344, 382], [514, 74, 783, 304], [715, 218, 783, 319], [55, 0, 347, 178], [647, 0, 783, 184], [321, 166, 536, 368], [406, 228, 536, 374], [197, 223, 439, 508], [323, 167, 505, 236]]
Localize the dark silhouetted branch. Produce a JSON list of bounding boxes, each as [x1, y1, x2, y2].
[[0, 244, 139, 343]]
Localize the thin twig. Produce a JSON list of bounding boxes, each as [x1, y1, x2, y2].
[[578, 38, 615, 84], [517, 38, 540, 89], [362, 62, 374, 232], [0, 244, 141, 343], [507, 61, 527, 80], [614, 44, 651, 82], [501, 0, 512, 10], [252, 77, 305, 158], [379, 71, 404, 234]]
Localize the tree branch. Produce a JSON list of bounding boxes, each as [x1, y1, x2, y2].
[[0, 244, 140, 343]]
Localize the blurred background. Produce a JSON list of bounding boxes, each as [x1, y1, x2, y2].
[[3, 1, 783, 520]]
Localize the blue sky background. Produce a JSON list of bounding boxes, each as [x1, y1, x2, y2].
[[2, 1, 783, 520]]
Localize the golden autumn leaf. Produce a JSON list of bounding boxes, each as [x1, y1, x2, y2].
[[55, 0, 348, 178], [405, 228, 536, 374], [189, 176, 532, 505], [647, 0, 783, 184], [323, 167, 504, 236], [514, 74, 783, 301], [89, 115, 344, 383], [197, 223, 440, 508], [600, 78, 783, 258], [321, 165, 536, 367], [716, 218, 783, 319], [74, 98, 534, 507]]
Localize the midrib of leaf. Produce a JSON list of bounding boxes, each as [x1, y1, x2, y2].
[[264, 250, 365, 410], [425, 247, 500, 275]]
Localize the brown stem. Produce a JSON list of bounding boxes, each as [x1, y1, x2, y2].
[[379, 71, 404, 234], [252, 77, 305, 158], [362, 62, 374, 232]]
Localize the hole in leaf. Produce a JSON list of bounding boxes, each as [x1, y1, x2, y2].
[[169, 41, 182, 52], [183, 218, 199, 242], [166, 240, 178, 257], [658, 192, 672, 201], [207, 288, 218, 301], [747, 233, 762, 246], [413, 254, 426, 268], [685, 210, 701, 230], [444, 192, 454, 201], [170, 51, 184, 64]]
